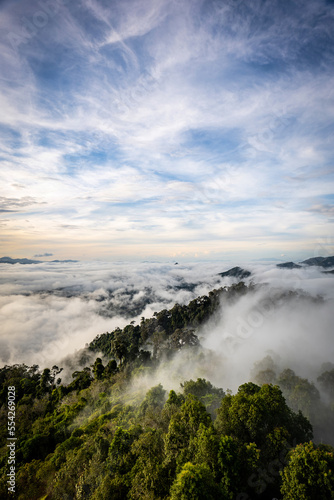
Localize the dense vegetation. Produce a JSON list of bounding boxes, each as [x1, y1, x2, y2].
[[0, 282, 333, 499]]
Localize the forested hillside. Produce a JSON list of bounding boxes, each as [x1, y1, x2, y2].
[[0, 282, 333, 499]]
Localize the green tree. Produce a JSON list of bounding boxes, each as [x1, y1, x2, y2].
[[110, 328, 129, 366], [129, 428, 168, 499], [164, 395, 212, 474], [192, 423, 219, 477], [104, 359, 118, 377], [278, 368, 320, 419], [281, 441, 334, 499], [170, 462, 223, 500], [215, 383, 313, 498], [182, 378, 225, 416], [92, 358, 105, 380], [139, 384, 166, 416], [215, 383, 312, 454], [217, 435, 260, 499], [69, 367, 93, 392]]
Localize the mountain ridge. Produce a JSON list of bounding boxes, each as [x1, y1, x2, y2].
[[276, 256, 334, 269], [0, 256, 78, 265]]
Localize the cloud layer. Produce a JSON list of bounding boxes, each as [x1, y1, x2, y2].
[[0, 259, 333, 372]]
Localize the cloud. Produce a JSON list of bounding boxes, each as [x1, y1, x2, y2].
[[0, 259, 231, 366], [0, 0, 333, 259], [308, 204, 334, 217], [0, 259, 333, 370], [0, 196, 44, 213], [198, 284, 334, 392]]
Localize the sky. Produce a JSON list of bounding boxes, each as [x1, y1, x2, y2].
[[0, 0, 334, 261]]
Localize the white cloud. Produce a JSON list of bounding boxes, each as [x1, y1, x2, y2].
[[0, 0, 333, 258], [0, 260, 333, 392]]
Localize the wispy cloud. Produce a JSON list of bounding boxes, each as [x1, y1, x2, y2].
[[0, 0, 333, 259]]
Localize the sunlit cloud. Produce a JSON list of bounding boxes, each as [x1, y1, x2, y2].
[[0, 0, 333, 259]]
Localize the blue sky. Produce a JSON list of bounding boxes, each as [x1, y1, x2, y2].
[[0, 0, 333, 261]]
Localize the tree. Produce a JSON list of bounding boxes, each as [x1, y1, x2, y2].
[[104, 359, 118, 377], [167, 328, 200, 350], [92, 358, 105, 380], [164, 395, 212, 474], [182, 378, 224, 400], [108, 426, 142, 475], [151, 330, 167, 359], [69, 367, 93, 392], [106, 426, 142, 499], [215, 383, 313, 498], [215, 383, 313, 454], [318, 368, 334, 401], [251, 355, 278, 386], [139, 384, 166, 416], [170, 462, 223, 500], [280, 441, 334, 499], [217, 435, 260, 499], [110, 328, 129, 366], [129, 428, 168, 499], [181, 378, 225, 416], [277, 369, 320, 419], [192, 423, 219, 478]]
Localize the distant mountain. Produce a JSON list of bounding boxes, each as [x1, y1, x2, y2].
[[277, 262, 302, 269], [301, 256, 334, 268], [0, 256, 42, 265], [218, 266, 251, 279], [0, 257, 78, 265], [276, 256, 334, 270]]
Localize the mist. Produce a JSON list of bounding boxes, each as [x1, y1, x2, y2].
[[1, 260, 333, 390], [199, 287, 333, 390], [0, 260, 231, 367], [125, 278, 333, 393]]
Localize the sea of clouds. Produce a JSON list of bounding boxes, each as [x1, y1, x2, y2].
[[0, 259, 333, 389]]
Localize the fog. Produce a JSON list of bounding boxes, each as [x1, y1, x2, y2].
[[199, 286, 333, 391], [1, 260, 333, 392], [0, 260, 231, 367]]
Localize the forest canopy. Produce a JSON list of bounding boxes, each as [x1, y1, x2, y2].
[[0, 282, 333, 499]]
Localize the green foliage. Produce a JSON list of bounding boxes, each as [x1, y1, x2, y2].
[[88, 287, 231, 363], [108, 426, 142, 475], [215, 382, 313, 498], [164, 394, 213, 475], [165, 389, 185, 407], [182, 378, 225, 416], [0, 283, 332, 499], [104, 359, 118, 377], [192, 423, 219, 476], [281, 441, 334, 499], [21, 433, 55, 462], [215, 383, 313, 454], [217, 435, 260, 499], [129, 428, 168, 499], [92, 358, 105, 380], [138, 384, 166, 416], [69, 367, 93, 392], [170, 462, 224, 500], [278, 368, 321, 419]]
